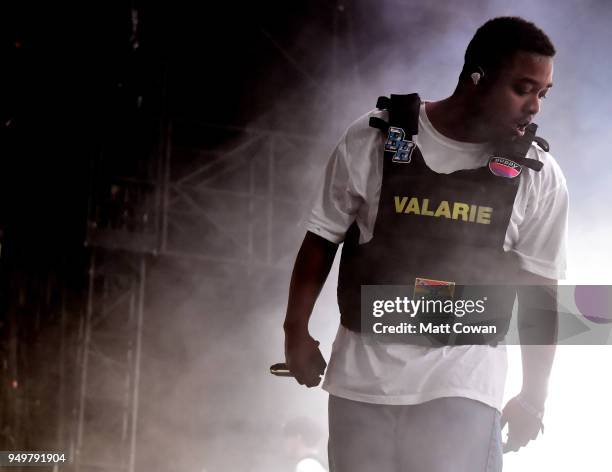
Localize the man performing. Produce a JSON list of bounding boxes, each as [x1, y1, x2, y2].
[[282, 17, 567, 472]]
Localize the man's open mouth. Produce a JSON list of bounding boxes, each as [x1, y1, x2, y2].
[[516, 121, 530, 133]]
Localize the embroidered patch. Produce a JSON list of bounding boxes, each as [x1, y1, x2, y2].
[[385, 126, 415, 163], [488, 156, 522, 178], [414, 277, 456, 298]]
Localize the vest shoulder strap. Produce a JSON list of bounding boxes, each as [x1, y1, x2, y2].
[[370, 93, 420, 140], [494, 123, 545, 172], [369, 93, 550, 173]]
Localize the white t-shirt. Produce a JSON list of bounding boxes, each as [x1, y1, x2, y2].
[[305, 103, 569, 411]]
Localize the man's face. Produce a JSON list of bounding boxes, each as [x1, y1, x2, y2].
[[478, 50, 554, 140]]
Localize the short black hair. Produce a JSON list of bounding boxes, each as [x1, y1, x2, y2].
[[461, 17, 556, 82]]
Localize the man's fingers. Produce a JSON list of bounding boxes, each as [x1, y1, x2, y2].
[[285, 338, 326, 387], [291, 362, 324, 387], [503, 436, 521, 454], [291, 366, 322, 384], [503, 431, 533, 454], [305, 376, 322, 388], [298, 372, 322, 388], [314, 352, 327, 373], [500, 398, 543, 454], [307, 359, 325, 385], [295, 373, 313, 386], [502, 442, 520, 454]]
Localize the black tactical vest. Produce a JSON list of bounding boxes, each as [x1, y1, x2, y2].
[[337, 94, 546, 346]]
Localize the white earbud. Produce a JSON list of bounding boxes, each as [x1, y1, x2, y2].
[[470, 67, 485, 85]]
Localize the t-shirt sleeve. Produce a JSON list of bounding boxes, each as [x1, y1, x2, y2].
[[512, 152, 569, 280], [304, 132, 363, 244]]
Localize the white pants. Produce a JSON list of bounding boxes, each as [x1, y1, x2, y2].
[[328, 395, 502, 472]]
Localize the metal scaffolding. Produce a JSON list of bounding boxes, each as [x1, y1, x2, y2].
[[74, 251, 146, 472], [76, 2, 359, 470]]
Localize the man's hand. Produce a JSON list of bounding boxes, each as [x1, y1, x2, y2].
[[281, 232, 337, 388], [501, 395, 544, 453], [284, 330, 327, 387], [503, 271, 556, 453]]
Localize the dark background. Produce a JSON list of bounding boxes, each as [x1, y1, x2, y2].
[[1, 1, 611, 471]]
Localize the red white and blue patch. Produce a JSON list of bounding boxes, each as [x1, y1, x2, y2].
[[488, 157, 522, 178]]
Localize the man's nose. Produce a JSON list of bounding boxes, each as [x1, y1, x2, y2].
[[526, 95, 540, 115]]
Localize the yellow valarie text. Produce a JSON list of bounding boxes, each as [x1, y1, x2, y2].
[[393, 196, 492, 224]]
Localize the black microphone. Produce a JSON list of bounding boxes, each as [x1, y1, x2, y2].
[[270, 362, 294, 377]]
